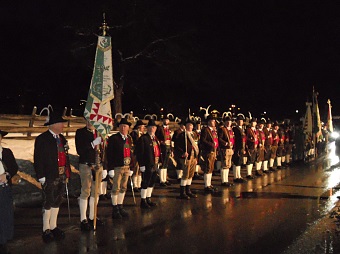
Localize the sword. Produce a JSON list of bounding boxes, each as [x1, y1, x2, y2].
[[130, 175, 136, 205], [65, 181, 71, 223]]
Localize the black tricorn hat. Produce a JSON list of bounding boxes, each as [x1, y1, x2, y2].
[[0, 130, 8, 137], [147, 119, 158, 127], [266, 119, 272, 124], [185, 119, 196, 125], [118, 117, 132, 126], [273, 121, 279, 127], [259, 119, 266, 124], [250, 118, 257, 123], [44, 113, 67, 126], [206, 115, 216, 121], [236, 115, 245, 121], [134, 120, 145, 128], [223, 116, 231, 122]]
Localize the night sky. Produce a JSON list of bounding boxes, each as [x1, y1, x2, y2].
[[1, 1, 340, 122]]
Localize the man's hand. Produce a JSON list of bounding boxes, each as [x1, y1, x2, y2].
[[140, 166, 146, 173], [92, 137, 102, 147], [38, 177, 46, 185], [102, 170, 108, 179], [108, 170, 115, 178], [129, 171, 133, 176]]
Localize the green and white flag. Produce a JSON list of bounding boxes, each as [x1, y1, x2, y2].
[[84, 36, 114, 138]]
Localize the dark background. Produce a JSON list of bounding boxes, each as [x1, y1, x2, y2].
[[1, 0, 340, 122]]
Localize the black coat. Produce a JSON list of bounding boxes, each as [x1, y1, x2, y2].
[[135, 134, 161, 168], [199, 127, 216, 153], [106, 133, 134, 170], [174, 131, 198, 159], [233, 126, 246, 151], [1, 148, 18, 184], [75, 127, 97, 164], [34, 131, 70, 181]]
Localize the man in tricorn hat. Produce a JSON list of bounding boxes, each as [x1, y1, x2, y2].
[[245, 118, 258, 179], [174, 119, 199, 199], [255, 119, 266, 175], [75, 119, 105, 231], [263, 119, 273, 173], [34, 111, 71, 243], [135, 119, 161, 209], [232, 115, 247, 183], [107, 117, 134, 219], [269, 121, 280, 171], [130, 120, 146, 192], [172, 119, 186, 182], [218, 116, 234, 186], [155, 116, 172, 187], [199, 115, 219, 193]]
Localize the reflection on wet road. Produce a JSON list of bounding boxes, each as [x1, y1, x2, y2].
[[8, 142, 340, 253]]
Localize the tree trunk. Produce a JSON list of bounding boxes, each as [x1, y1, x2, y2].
[[113, 79, 123, 115]]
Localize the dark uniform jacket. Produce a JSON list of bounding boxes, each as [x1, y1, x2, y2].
[[1, 148, 18, 185], [233, 126, 246, 151], [218, 126, 233, 150], [174, 131, 198, 160], [199, 127, 216, 153], [75, 127, 97, 164], [106, 133, 134, 170], [34, 131, 70, 181], [246, 127, 257, 150], [135, 134, 161, 169]]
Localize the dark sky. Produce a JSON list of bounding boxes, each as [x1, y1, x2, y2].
[[1, 1, 340, 121]]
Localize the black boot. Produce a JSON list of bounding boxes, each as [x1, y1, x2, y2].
[[112, 205, 122, 219], [186, 185, 197, 198], [146, 197, 157, 207], [118, 204, 129, 218], [140, 198, 151, 209], [179, 186, 190, 200]]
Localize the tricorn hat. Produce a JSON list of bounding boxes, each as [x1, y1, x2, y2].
[[206, 115, 216, 121], [273, 121, 279, 127], [0, 130, 8, 137], [250, 118, 257, 123], [147, 119, 158, 127], [236, 115, 245, 121], [44, 112, 67, 126], [134, 120, 145, 129], [185, 119, 196, 126], [118, 117, 132, 126], [223, 116, 231, 122]]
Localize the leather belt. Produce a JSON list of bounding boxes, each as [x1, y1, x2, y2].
[[58, 166, 65, 175]]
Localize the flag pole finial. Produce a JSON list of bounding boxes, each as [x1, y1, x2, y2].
[[99, 13, 110, 36]]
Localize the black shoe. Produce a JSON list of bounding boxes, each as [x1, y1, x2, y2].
[[165, 181, 172, 186], [193, 173, 204, 180], [112, 206, 122, 219], [42, 229, 54, 243], [221, 182, 233, 187], [277, 166, 282, 169], [238, 178, 247, 183], [99, 195, 106, 201], [146, 197, 157, 207], [159, 182, 167, 187], [179, 193, 190, 200], [255, 171, 263, 176], [186, 186, 198, 198], [51, 227, 65, 240], [133, 187, 140, 193], [118, 205, 129, 218], [88, 217, 105, 227], [140, 198, 151, 209], [246, 175, 255, 179], [269, 167, 275, 172], [80, 219, 93, 231], [204, 186, 214, 193]]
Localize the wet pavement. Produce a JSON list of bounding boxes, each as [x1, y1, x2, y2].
[[7, 144, 340, 254]]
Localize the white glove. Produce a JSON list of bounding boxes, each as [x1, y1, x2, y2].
[[129, 171, 133, 176], [92, 137, 102, 147], [140, 166, 146, 173], [108, 170, 115, 178], [39, 177, 46, 185], [102, 170, 107, 179]]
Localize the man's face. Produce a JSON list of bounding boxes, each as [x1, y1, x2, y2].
[[148, 126, 157, 135], [251, 121, 257, 127], [208, 119, 215, 127], [266, 124, 272, 129], [258, 124, 264, 129], [237, 120, 243, 126], [119, 124, 130, 135], [224, 120, 232, 127], [163, 119, 169, 126], [186, 123, 193, 132], [50, 122, 64, 135]]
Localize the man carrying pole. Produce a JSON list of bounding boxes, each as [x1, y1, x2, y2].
[[83, 14, 114, 230]]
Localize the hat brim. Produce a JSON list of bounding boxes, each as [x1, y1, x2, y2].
[[44, 119, 68, 126]]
